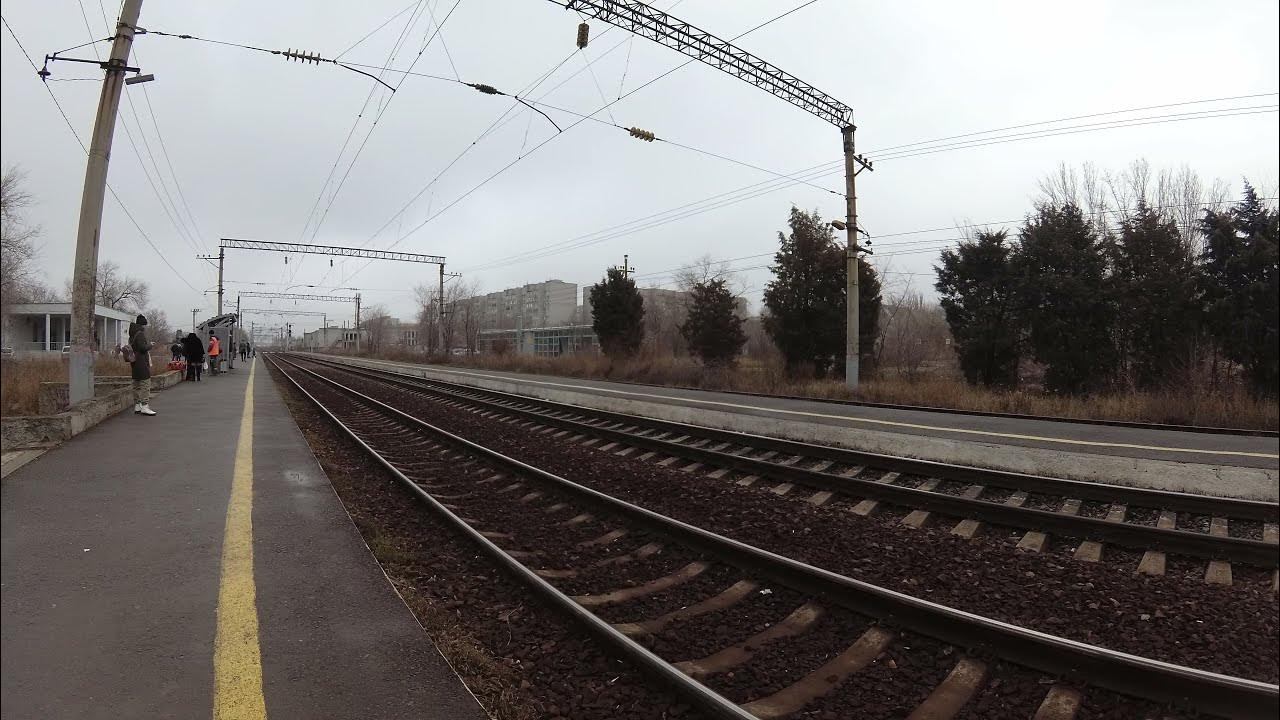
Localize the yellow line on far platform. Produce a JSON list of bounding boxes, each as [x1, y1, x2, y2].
[[213, 360, 267, 719]]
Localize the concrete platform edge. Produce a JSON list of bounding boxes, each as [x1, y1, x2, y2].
[[320, 355, 1279, 502], [264, 374, 493, 717], [1, 370, 183, 452]]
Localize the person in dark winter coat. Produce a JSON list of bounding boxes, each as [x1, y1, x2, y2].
[[181, 333, 206, 381], [129, 314, 157, 416]]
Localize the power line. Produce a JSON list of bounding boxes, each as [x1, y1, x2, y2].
[[874, 105, 1278, 163], [76, 1, 208, 268], [138, 82, 207, 253], [424, 0, 462, 82], [343, 0, 822, 284], [299, 0, 431, 238], [460, 100, 1278, 272], [633, 196, 1276, 288], [329, 0, 686, 277], [303, 0, 465, 248], [334, 0, 422, 60], [295, 1, 428, 254], [2, 13, 202, 294], [870, 91, 1279, 156], [322, 0, 695, 294]]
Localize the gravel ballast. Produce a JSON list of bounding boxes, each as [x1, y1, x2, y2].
[[311, 363, 1279, 685]]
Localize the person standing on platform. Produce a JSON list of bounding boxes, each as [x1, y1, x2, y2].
[[169, 339, 182, 362], [182, 333, 205, 382], [207, 332, 221, 375], [129, 315, 157, 416]]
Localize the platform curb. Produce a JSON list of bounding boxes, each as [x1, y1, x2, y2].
[[1, 370, 184, 451]]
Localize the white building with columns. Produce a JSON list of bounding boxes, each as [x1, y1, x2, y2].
[[1, 303, 135, 358]]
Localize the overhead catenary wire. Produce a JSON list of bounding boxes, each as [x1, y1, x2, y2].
[[316, 0, 468, 195], [138, 82, 208, 252], [460, 101, 1278, 273], [1, 14, 202, 294], [296, 1, 428, 247], [77, 1, 210, 272], [76, 4, 210, 277], [325, 0, 692, 287], [330, 0, 673, 266], [341, 0, 825, 285], [870, 91, 1280, 156], [423, 0, 462, 82], [462, 93, 1279, 266], [334, 0, 423, 61], [355, 65, 845, 197], [294, 0, 466, 285]]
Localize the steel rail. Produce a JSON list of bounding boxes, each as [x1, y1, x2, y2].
[[266, 354, 758, 720], [300, 355, 1278, 520], [292, 354, 1280, 564], [272, 354, 1279, 719]]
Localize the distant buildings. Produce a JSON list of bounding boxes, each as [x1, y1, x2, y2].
[[476, 280, 577, 330], [466, 279, 747, 358], [477, 324, 598, 357]]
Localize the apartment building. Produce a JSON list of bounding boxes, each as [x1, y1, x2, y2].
[[477, 280, 578, 330]]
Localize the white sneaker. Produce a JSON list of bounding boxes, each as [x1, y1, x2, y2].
[[138, 404, 157, 416], [134, 403, 142, 414]]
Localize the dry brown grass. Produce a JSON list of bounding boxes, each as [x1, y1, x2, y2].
[[410, 352, 1278, 431], [0, 356, 172, 416]]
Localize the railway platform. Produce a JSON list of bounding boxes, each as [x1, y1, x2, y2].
[[1, 358, 487, 720]]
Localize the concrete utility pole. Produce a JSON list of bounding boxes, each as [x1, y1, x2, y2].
[[437, 263, 446, 354], [67, 0, 143, 404], [191, 308, 199, 333], [354, 293, 361, 353], [216, 247, 225, 315], [842, 125, 861, 387]]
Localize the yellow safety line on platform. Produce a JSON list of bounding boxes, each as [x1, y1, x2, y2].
[[353, 359, 1278, 461], [213, 360, 267, 719]]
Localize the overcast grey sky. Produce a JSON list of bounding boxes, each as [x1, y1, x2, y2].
[[3, 0, 1277, 334]]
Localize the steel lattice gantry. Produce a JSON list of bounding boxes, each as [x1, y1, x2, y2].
[[219, 239, 449, 352], [557, 0, 853, 128], [552, 0, 871, 387], [236, 292, 359, 303], [219, 239, 445, 265]]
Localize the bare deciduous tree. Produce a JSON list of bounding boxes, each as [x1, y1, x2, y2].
[[64, 260, 150, 312], [452, 279, 482, 355], [415, 279, 477, 355], [877, 288, 950, 381], [1, 166, 44, 319], [1038, 162, 1111, 234], [362, 305, 392, 352], [142, 307, 176, 348], [674, 254, 736, 292]]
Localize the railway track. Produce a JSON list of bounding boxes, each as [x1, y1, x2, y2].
[[269, 353, 1277, 719], [290, 354, 1280, 581]]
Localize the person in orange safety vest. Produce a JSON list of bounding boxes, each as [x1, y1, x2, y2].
[[207, 333, 221, 374]]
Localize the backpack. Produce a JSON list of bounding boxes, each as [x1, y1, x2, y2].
[[121, 344, 136, 363]]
